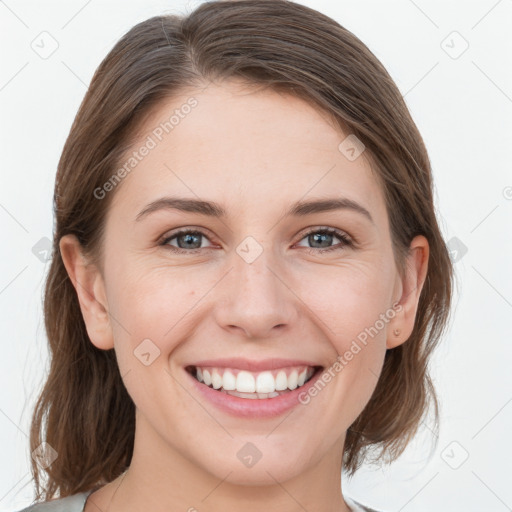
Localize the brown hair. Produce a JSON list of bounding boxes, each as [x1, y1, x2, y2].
[[29, 0, 453, 502]]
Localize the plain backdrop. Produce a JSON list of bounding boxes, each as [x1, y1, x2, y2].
[[1, 1, 511, 511]]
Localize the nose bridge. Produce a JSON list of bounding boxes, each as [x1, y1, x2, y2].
[[214, 236, 297, 338]]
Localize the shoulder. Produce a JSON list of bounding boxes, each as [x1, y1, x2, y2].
[[345, 494, 384, 512], [15, 491, 92, 512]]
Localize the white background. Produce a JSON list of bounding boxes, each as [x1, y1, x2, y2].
[[1, 1, 511, 511]]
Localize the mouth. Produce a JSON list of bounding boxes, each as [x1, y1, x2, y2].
[[185, 364, 324, 400]]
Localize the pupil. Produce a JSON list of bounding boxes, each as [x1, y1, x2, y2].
[[178, 233, 201, 249], [311, 232, 332, 248]]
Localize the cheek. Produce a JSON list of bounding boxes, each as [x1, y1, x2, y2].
[[106, 263, 201, 359], [293, 259, 394, 383], [305, 266, 392, 424], [298, 259, 394, 334], [106, 267, 202, 413]]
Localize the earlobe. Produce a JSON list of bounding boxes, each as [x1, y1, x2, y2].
[[59, 234, 114, 350], [386, 235, 429, 349]]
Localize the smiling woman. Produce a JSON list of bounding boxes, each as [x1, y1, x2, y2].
[[20, 1, 453, 512]]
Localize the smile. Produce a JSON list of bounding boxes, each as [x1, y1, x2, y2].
[[186, 365, 323, 400]]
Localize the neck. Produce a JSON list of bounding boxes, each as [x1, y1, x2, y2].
[[88, 410, 353, 512]]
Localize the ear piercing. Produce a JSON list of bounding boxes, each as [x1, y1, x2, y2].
[[393, 329, 401, 337]]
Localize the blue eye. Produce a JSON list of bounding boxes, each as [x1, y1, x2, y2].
[[159, 227, 353, 254], [296, 227, 352, 254], [160, 229, 212, 253]]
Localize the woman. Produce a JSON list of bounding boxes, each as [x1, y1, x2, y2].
[[20, 1, 453, 511]]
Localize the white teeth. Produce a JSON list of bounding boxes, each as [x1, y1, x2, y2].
[[193, 365, 316, 397], [211, 370, 222, 390], [236, 371, 256, 393], [288, 369, 298, 390], [275, 370, 288, 391], [256, 371, 275, 393], [222, 370, 236, 391]]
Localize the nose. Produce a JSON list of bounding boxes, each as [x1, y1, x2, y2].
[[214, 248, 298, 339]]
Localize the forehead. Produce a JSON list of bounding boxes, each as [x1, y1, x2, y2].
[[109, 79, 386, 224]]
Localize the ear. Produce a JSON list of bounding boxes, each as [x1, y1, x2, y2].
[[59, 234, 114, 350], [387, 235, 429, 349]]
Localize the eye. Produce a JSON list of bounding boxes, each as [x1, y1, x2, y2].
[[295, 227, 353, 254], [159, 226, 353, 255], [159, 229, 214, 254]]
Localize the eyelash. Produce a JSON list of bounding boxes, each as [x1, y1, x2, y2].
[[158, 227, 353, 255]]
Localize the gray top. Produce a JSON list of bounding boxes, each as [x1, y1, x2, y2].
[[15, 489, 93, 512], [17, 489, 382, 512]]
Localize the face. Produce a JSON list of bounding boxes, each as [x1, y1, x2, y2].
[[62, 79, 427, 490]]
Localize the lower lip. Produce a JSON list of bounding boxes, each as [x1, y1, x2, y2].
[[184, 366, 324, 418]]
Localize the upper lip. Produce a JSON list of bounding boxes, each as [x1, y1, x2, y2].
[[186, 358, 323, 373]]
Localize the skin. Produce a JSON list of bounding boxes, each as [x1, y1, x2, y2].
[[60, 78, 429, 512]]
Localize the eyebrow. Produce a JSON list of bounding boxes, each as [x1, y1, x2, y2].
[[135, 196, 374, 224]]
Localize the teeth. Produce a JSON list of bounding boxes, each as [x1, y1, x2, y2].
[[222, 370, 236, 391], [275, 370, 288, 391], [202, 369, 212, 386], [256, 371, 275, 393], [288, 369, 298, 390], [222, 389, 282, 399], [237, 371, 256, 392], [193, 365, 317, 397]]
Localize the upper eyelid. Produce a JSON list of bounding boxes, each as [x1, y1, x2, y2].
[[160, 226, 216, 242]]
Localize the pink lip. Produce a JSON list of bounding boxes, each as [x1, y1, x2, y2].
[[184, 365, 324, 418], [187, 357, 320, 372]]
